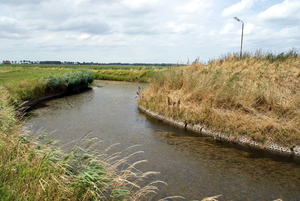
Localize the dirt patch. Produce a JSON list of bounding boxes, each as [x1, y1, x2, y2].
[[0, 70, 13, 73]]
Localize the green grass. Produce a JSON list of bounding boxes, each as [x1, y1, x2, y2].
[[1, 64, 172, 70], [0, 64, 172, 83], [93, 69, 158, 82], [0, 66, 73, 86], [2, 69, 94, 106]]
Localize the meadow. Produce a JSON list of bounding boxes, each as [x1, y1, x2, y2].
[[138, 51, 300, 148], [0, 64, 171, 83]]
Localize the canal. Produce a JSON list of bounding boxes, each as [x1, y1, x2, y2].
[[24, 80, 300, 201]]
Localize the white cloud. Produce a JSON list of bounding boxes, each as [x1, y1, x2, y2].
[[279, 26, 300, 37], [220, 23, 235, 35], [121, 0, 159, 10], [258, 0, 300, 25], [176, 0, 212, 13], [0, 0, 300, 63], [222, 0, 255, 17]]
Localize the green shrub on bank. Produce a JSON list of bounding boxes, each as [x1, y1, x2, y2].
[[5, 69, 94, 106], [46, 69, 94, 93]]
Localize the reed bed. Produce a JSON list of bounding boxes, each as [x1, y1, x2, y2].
[[138, 52, 300, 147]]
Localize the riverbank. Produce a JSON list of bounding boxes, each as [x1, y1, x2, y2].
[[0, 70, 100, 200], [0, 69, 184, 200], [137, 52, 300, 157], [138, 105, 300, 156], [1, 66, 171, 200]]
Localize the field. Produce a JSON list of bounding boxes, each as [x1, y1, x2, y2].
[[0, 66, 74, 86], [0, 64, 172, 83]]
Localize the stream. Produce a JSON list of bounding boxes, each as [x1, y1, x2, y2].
[[24, 80, 300, 201]]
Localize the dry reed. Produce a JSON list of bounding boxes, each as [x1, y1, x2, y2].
[[138, 55, 300, 147]]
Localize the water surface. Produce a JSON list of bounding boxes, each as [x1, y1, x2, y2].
[[25, 80, 300, 201]]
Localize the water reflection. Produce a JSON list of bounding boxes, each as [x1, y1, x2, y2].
[[25, 80, 300, 201]]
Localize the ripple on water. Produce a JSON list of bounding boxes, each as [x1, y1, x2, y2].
[[25, 80, 300, 201]]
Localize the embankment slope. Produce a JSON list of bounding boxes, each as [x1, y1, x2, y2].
[[138, 56, 300, 156]]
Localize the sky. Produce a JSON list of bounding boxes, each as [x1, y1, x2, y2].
[[1, 0, 300, 63]]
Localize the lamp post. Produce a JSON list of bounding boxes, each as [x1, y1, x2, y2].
[[234, 17, 244, 58]]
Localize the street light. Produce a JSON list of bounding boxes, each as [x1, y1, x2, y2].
[[234, 17, 244, 58]]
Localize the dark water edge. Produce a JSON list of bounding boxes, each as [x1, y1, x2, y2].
[[145, 114, 300, 165], [24, 80, 300, 201]]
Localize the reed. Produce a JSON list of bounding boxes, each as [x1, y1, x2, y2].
[[138, 51, 300, 147], [0, 70, 184, 200]]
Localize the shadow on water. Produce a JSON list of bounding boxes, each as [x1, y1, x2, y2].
[[24, 80, 300, 201], [145, 114, 300, 165]]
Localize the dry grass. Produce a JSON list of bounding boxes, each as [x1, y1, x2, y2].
[[138, 55, 300, 147]]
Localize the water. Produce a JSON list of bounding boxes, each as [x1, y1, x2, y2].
[[25, 80, 300, 201]]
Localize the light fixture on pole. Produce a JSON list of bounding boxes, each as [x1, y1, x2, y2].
[[234, 17, 244, 58]]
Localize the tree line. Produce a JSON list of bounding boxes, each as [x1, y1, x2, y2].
[[2, 60, 175, 66]]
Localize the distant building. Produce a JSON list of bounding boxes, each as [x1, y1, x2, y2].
[[3, 61, 11, 64]]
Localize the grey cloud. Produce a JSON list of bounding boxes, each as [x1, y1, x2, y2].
[[54, 18, 111, 35], [0, 0, 45, 5], [0, 17, 29, 39], [122, 20, 160, 35]]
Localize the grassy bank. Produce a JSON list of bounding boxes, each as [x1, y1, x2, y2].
[[2, 69, 94, 107], [138, 52, 300, 147], [0, 70, 102, 200], [0, 68, 183, 200], [93, 69, 158, 82]]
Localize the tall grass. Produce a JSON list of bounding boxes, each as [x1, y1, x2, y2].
[[1, 114, 175, 200], [138, 51, 300, 146], [211, 48, 299, 64], [0, 70, 185, 200], [93, 69, 157, 82], [4, 69, 94, 106]]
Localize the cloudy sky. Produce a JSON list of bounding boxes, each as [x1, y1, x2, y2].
[[1, 0, 300, 63]]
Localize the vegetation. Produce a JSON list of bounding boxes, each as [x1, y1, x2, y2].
[[93, 69, 158, 82], [0, 64, 173, 83], [138, 50, 300, 147], [1, 64, 173, 70], [0, 66, 73, 86], [0, 68, 185, 200], [0, 97, 171, 200], [2, 69, 94, 106]]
